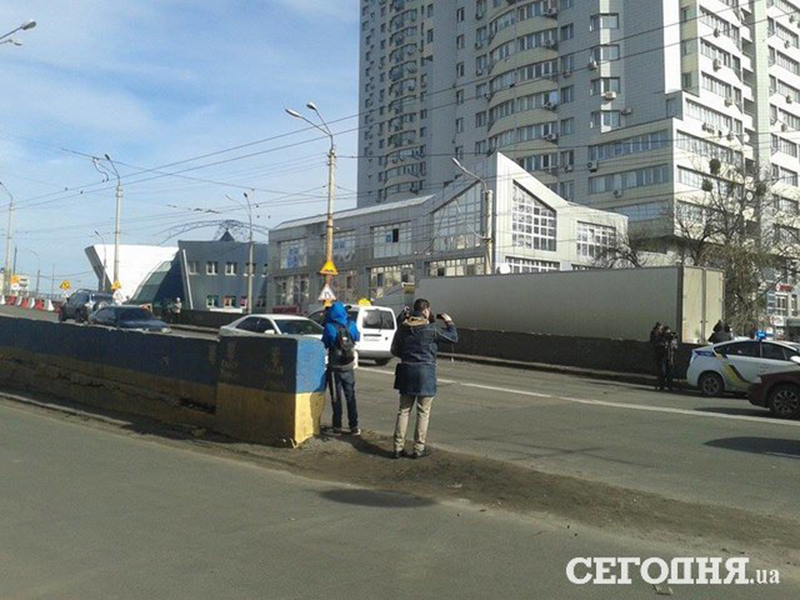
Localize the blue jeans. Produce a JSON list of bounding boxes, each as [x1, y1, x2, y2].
[[330, 369, 358, 429]]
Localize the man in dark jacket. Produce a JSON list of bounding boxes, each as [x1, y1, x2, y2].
[[322, 302, 361, 435], [390, 298, 458, 459]]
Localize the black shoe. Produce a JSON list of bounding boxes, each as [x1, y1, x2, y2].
[[349, 427, 361, 436], [331, 426, 343, 435], [412, 448, 432, 460], [391, 449, 408, 460]]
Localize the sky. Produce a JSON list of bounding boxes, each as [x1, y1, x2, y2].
[[0, 0, 360, 291]]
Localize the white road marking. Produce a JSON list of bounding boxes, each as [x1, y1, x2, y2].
[[361, 367, 800, 427], [463, 383, 553, 399], [360, 368, 457, 384]]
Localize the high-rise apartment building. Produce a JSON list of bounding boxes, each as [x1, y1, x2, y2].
[[357, 0, 800, 245]]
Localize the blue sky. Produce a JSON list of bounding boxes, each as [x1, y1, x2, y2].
[[0, 0, 360, 290]]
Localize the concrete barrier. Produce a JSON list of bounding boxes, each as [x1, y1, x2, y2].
[[0, 316, 326, 446], [449, 328, 696, 379]]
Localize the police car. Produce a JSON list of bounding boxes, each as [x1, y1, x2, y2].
[[687, 339, 800, 397]]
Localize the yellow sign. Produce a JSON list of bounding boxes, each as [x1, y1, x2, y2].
[[59, 280, 71, 291], [10, 275, 20, 285], [357, 298, 372, 306], [111, 281, 121, 291], [319, 260, 338, 276]]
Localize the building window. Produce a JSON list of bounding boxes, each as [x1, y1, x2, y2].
[[590, 110, 621, 129], [590, 13, 620, 31], [206, 295, 220, 309], [255, 295, 267, 309], [433, 185, 483, 252], [456, 89, 465, 104], [274, 274, 310, 306], [511, 184, 556, 251], [329, 269, 360, 304], [560, 86, 574, 103], [589, 130, 669, 161], [428, 257, 485, 277], [559, 181, 574, 200], [333, 230, 357, 263], [560, 24, 574, 41], [589, 78, 621, 95], [223, 295, 237, 308], [456, 34, 465, 49], [262, 263, 269, 276], [225, 262, 238, 276], [278, 239, 307, 269], [368, 264, 415, 299], [560, 118, 574, 136], [457, 7, 464, 21], [506, 257, 560, 273], [476, 111, 487, 127], [577, 222, 617, 259], [187, 261, 199, 275], [456, 117, 464, 133], [373, 222, 412, 259], [589, 165, 671, 194], [206, 261, 219, 275], [590, 45, 620, 63]]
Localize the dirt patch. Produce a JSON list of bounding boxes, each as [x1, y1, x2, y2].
[[4, 392, 799, 570]]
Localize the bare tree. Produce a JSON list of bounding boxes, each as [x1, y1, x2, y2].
[[673, 158, 800, 333], [594, 230, 656, 269]]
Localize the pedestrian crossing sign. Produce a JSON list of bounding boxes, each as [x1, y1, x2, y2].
[[318, 284, 337, 303]]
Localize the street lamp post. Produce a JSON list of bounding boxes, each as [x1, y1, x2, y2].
[[0, 182, 14, 296], [93, 230, 108, 291], [94, 154, 123, 289], [452, 157, 494, 275], [286, 103, 337, 296], [0, 19, 35, 47], [20, 248, 40, 295], [225, 192, 255, 314]]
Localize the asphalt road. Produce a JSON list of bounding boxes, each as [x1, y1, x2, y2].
[[1, 400, 796, 599], [352, 362, 800, 520], [2, 305, 798, 520]]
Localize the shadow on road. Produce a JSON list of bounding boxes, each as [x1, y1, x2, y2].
[[319, 488, 435, 508], [705, 436, 800, 459]]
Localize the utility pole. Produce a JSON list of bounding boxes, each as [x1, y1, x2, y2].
[[94, 155, 122, 288], [452, 158, 494, 275], [35, 268, 40, 295], [243, 191, 255, 314], [0, 182, 13, 295], [286, 102, 337, 298], [50, 263, 54, 297]]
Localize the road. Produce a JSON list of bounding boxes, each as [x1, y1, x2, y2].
[[2, 305, 799, 518], [353, 362, 800, 520], [1, 400, 796, 599]]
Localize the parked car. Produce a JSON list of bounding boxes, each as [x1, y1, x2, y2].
[[219, 314, 324, 339], [748, 370, 800, 419], [308, 304, 396, 365], [59, 289, 114, 323], [88, 305, 171, 333], [687, 339, 800, 397]]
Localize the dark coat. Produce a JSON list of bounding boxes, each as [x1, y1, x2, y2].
[[391, 313, 458, 397]]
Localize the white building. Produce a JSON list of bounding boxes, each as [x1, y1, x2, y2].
[[269, 152, 626, 312], [357, 0, 800, 321]]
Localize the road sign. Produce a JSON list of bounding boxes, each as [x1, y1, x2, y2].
[[10, 283, 19, 292], [319, 260, 338, 276], [111, 280, 121, 291], [10, 275, 20, 285], [59, 280, 71, 291], [318, 284, 337, 303]]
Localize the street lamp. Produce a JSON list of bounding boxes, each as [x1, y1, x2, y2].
[[285, 102, 337, 297], [225, 192, 255, 314], [93, 154, 123, 290], [0, 182, 14, 295], [93, 230, 108, 291], [452, 157, 494, 275], [20, 248, 40, 295], [0, 19, 36, 46]]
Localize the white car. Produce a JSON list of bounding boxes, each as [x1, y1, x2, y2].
[[219, 314, 323, 339], [687, 339, 800, 397], [308, 304, 397, 365]]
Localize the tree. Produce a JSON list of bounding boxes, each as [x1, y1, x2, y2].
[[593, 229, 658, 269], [673, 157, 800, 334]]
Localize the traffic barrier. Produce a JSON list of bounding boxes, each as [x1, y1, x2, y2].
[[0, 295, 4, 306], [34, 299, 45, 310], [15, 296, 23, 307], [27, 298, 36, 310], [19, 297, 29, 309], [0, 316, 326, 446], [45, 299, 55, 312], [6, 296, 14, 306]]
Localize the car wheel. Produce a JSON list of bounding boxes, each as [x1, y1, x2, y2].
[[768, 383, 800, 419], [374, 358, 391, 367], [698, 371, 724, 397]]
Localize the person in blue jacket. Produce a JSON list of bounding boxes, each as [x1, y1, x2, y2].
[[322, 302, 361, 435]]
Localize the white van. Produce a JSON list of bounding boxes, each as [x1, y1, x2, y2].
[[308, 304, 397, 365]]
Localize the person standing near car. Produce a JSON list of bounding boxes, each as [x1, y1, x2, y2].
[[650, 322, 664, 389], [390, 298, 458, 459], [322, 301, 361, 436], [657, 326, 679, 391]]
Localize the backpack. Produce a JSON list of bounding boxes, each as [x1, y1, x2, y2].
[[330, 324, 356, 366]]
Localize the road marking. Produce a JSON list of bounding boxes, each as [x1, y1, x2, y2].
[[463, 383, 553, 398], [362, 368, 800, 427], [361, 368, 457, 384]]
